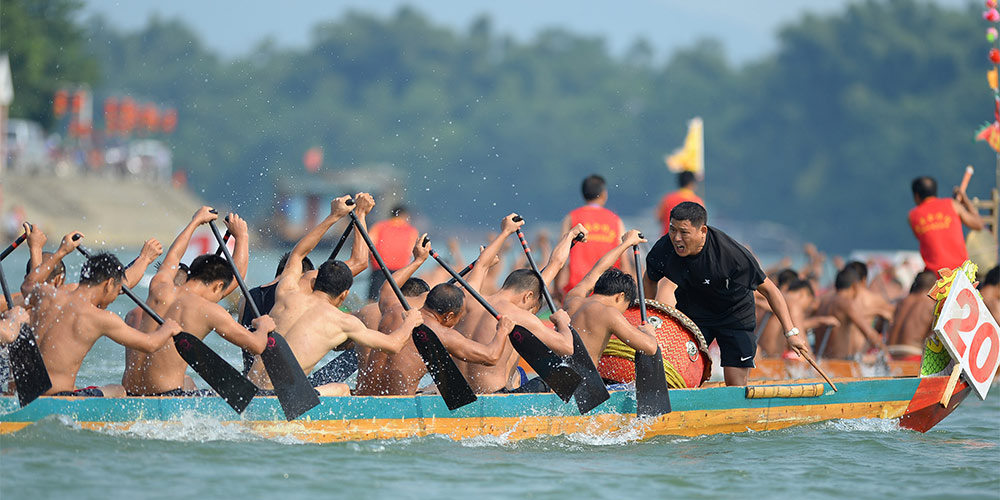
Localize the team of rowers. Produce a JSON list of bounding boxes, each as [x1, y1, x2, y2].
[[1, 172, 996, 399], [0, 194, 668, 398]]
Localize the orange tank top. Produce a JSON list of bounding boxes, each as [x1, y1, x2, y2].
[[908, 197, 967, 274], [659, 188, 704, 235], [369, 218, 418, 270], [565, 205, 623, 294]]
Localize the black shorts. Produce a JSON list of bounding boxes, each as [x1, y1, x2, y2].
[[52, 386, 104, 397], [701, 326, 757, 368], [126, 389, 215, 397]]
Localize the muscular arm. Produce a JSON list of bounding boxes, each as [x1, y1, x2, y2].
[[344, 193, 374, 276], [435, 319, 510, 366], [514, 309, 573, 356], [123, 239, 162, 289], [281, 196, 352, 291], [209, 306, 269, 354], [96, 310, 177, 353], [466, 214, 522, 292], [539, 225, 585, 286], [616, 218, 635, 275], [607, 314, 658, 355], [952, 197, 985, 231], [567, 231, 640, 301], [222, 217, 249, 297], [840, 298, 886, 350], [378, 244, 428, 314], [344, 311, 420, 354], [22, 235, 76, 296]]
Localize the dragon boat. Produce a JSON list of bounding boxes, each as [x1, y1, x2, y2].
[[1, 264, 995, 443]]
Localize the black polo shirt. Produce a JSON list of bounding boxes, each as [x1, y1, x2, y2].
[[646, 226, 765, 331]]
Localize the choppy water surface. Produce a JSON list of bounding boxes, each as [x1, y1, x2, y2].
[[1, 251, 999, 499]]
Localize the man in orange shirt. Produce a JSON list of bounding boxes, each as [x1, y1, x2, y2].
[[368, 205, 419, 300], [908, 176, 983, 276], [658, 171, 704, 236], [557, 174, 633, 297]]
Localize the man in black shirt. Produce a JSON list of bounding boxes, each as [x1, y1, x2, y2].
[[644, 202, 811, 386]]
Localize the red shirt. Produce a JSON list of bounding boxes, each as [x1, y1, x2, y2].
[[564, 205, 623, 294], [659, 188, 704, 235], [908, 197, 967, 274], [368, 218, 418, 270]]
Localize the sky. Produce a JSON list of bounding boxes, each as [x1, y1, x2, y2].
[[82, 0, 972, 64]]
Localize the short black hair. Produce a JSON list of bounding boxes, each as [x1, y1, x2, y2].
[[26, 251, 65, 282], [188, 254, 235, 287], [786, 279, 815, 296], [844, 261, 868, 281], [424, 283, 464, 316], [391, 205, 408, 217], [776, 268, 799, 288], [678, 171, 696, 188], [500, 269, 543, 302], [401, 277, 430, 297], [80, 252, 125, 286], [910, 271, 937, 294], [314, 260, 353, 298], [592, 268, 637, 305], [911, 176, 937, 200], [835, 268, 861, 291], [275, 252, 315, 278], [581, 174, 606, 201], [670, 201, 707, 227], [982, 265, 999, 288]]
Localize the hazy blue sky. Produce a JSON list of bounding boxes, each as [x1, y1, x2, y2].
[[81, 0, 972, 64]]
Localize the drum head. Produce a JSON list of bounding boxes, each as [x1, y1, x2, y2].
[[598, 299, 711, 388]]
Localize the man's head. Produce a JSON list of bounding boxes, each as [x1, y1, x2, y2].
[[313, 260, 353, 304], [79, 252, 126, 308], [581, 174, 607, 204], [834, 268, 862, 293], [500, 269, 543, 313], [911, 176, 937, 204], [187, 255, 236, 299], [391, 205, 408, 218], [592, 268, 637, 311], [979, 265, 999, 290], [27, 251, 66, 287], [401, 277, 430, 297], [678, 171, 697, 189], [275, 252, 315, 279], [668, 201, 708, 257], [844, 261, 868, 281], [775, 268, 799, 290], [910, 271, 937, 295], [423, 283, 465, 326], [785, 279, 815, 307]]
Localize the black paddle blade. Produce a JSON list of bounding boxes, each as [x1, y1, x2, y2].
[[635, 347, 672, 417], [173, 332, 257, 414], [567, 328, 610, 414], [9, 324, 52, 407], [307, 348, 359, 386], [508, 325, 582, 402], [411, 324, 478, 411], [259, 332, 320, 421]]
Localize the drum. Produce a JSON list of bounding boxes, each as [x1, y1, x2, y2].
[[597, 299, 711, 388]]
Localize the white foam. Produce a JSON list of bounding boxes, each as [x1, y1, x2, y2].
[[98, 411, 305, 444], [821, 418, 902, 433]]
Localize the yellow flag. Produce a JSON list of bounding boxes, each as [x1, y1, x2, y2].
[[989, 67, 998, 92], [665, 117, 704, 178]]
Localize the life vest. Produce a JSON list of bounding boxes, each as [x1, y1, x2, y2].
[[659, 188, 704, 235], [565, 205, 622, 294], [368, 218, 418, 270], [908, 197, 967, 274]]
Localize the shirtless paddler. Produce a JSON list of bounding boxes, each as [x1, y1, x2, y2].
[[122, 207, 275, 396], [21, 232, 181, 397], [248, 195, 423, 396]]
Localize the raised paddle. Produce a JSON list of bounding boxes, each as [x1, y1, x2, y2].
[[207, 218, 319, 421], [327, 218, 355, 261], [445, 260, 476, 285], [75, 241, 258, 413], [428, 246, 583, 403], [958, 165, 974, 195], [632, 238, 672, 416], [213, 230, 231, 256], [350, 215, 477, 410], [0, 224, 30, 262], [0, 257, 52, 407], [799, 349, 838, 392], [512, 226, 609, 413]]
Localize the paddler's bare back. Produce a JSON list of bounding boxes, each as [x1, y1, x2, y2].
[[458, 297, 527, 393], [358, 295, 428, 396], [33, 291, 114, 393]]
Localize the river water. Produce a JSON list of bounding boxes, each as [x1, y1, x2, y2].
[[1, 248, 998, 499]]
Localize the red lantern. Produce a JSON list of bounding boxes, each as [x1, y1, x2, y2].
[[990, 48, 1000, 64], [103, 97, 119, 133], [119, 97, 137, 135], [161, 108, 178, 134], [71, 90, 86, 114], [141, 103, 159, 131], [53, 90, 68, 117]]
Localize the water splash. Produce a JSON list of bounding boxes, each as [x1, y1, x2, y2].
[[99, 411, 305, 445], [821, 418, 902, 433]]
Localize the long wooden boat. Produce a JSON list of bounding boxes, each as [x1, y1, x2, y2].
[[0, 375, 971, 443]]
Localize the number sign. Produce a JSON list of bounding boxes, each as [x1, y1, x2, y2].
[[932, 271, 1000, 400]]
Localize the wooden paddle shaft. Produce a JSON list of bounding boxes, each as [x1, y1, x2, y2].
[[959, 165, 974, 194], [633, 240, 647, 324], [514, 228, 557, 313], [800, 350, 838, 392], [0, 224, 30, 262], [207, 220, 263, 318], [75, 244, 167, 326], [430, 249, 501, 319], [348, 210, 412, 312]]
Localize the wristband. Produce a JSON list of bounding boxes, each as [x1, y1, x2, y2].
[[784, 327, 800, 338]]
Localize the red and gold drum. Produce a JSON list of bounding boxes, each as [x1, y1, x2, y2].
[[597, 300, 711, 388]]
